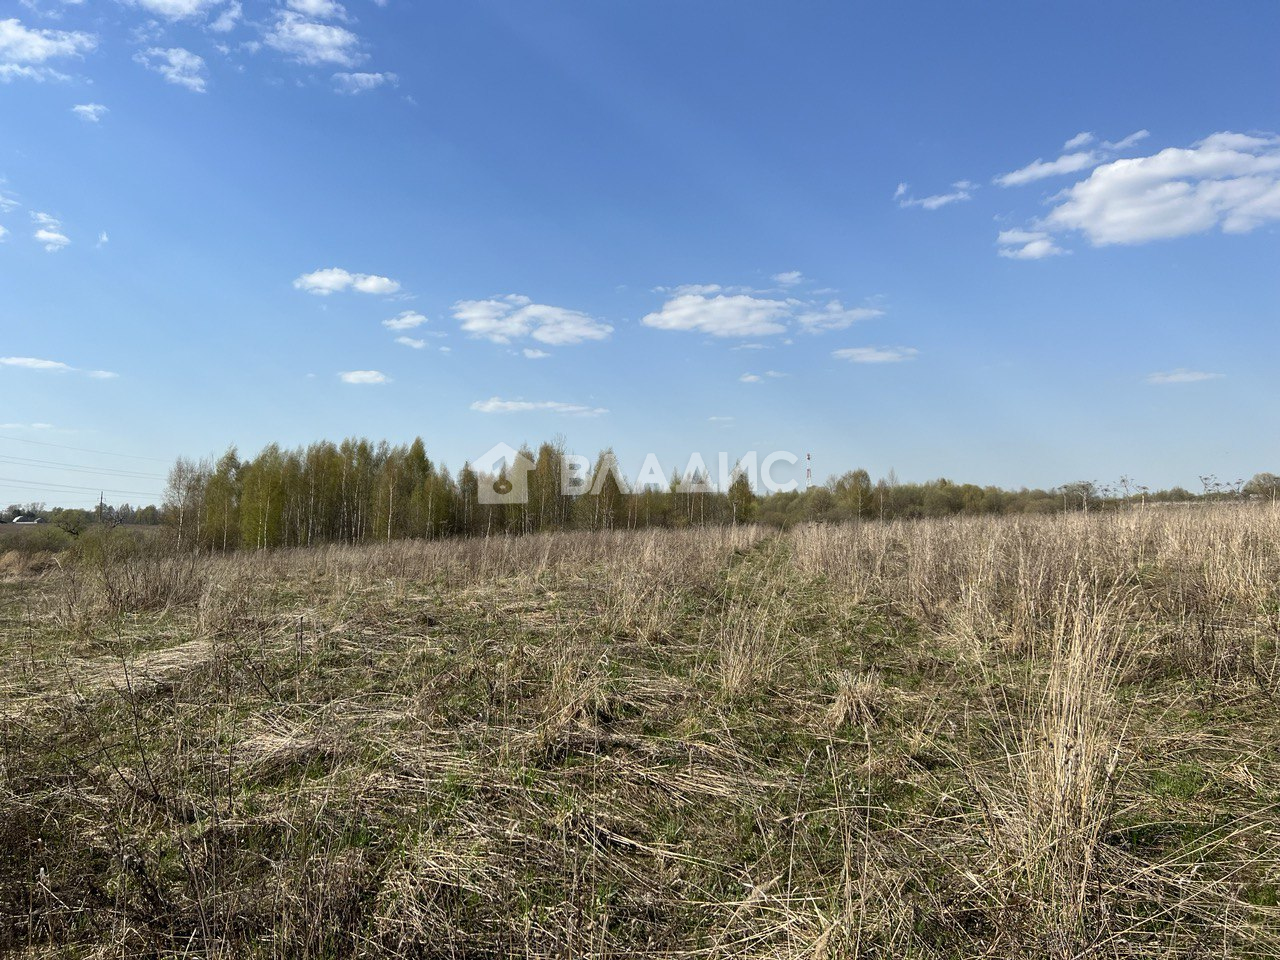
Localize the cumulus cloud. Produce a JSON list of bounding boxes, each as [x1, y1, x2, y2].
[[134, 47, 207, 92], [339, 369, 389, 384], [382, 310, 426, 330], [294, 267, 401, 295], [1042, 131, 1280, 245], [288, 0, 347, 17], [125, 0, 224, 20], [794, 300, 884, 333], [996, 228, 1065, 260], [896, 180, 976, 209], [1145, 368, 1223, 385], [641, 293, 791, 337], [209, 1, 242, 32], [266, 12, 362, 67], [772, 270, 805, 287], [739, 373, 761, 383], [31, 211, 69, 251], [471, 397, 608, 416], [832, 346, 918, 363], [71, 102, 106, 122], [453, 294, 612, 346], [394, 336, 425, 349], [522, 348, 550, 359], [0, 18, 95, 67], [333, 71, 396, 94]]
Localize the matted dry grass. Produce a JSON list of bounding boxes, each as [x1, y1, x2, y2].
[[2, 509, 1280, 957]]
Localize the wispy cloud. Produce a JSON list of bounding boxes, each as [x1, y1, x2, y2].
[[0, 356, 117, 378], [1145, 368, 1223, 385], [31, 211, 69, 251], [382, 310, 427, 330], [832, 346, 918, 363], [333, 71, 396, 94], [470, 397, 607, 416], [394, 336, 425, 349], [522, 348, 550, 359], [895, 180, 976, 209], [771, 270, 805, 287], [134, 47, 207, 92]]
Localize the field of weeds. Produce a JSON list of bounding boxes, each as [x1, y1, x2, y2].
[[3, 507, 1280, 958]]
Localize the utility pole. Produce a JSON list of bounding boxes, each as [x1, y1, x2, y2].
[[98, 491, 104, 526]]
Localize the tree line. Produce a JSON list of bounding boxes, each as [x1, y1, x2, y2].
[[146, 437, 1280, 551]]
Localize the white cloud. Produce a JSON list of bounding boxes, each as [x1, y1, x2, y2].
[[1145, 368, 1223, 385], [0, 356, 117, 377], [739, 373, 761, 383], [394, 336, 425, 349], [0, 422, 54, 430], [0, 225, 7, 242], [0, 356, 73, 372], [470, 397, 607, 416], [96, 231, 108, 246], [339, 369, 389, 384], [995, 151, 1100, 187], [833, 346, 918, 363], [1042, 131, 1280, 245], [71, 102, 106, 122], [288, 0, 347, 18], [382, 309, 426, 330], [522, 348, 550, 359], [31, 211, 69, 251], [795, 300, 884, 333], [708, 415, 733, 422], [1103, 129, 1149, 151], [0, 18, 95, 65], [897, 180, 976, 209], [209, 1, 242, 32], [0, 191, 18, 212], [265, 12, 362, 67], [772, 270, 805, 287], [1064, 132, 1095, 150], [294, 267, 400, 295], [333, 71, 396, 94], [134, 47, 207, 92], [125, 0, 223, 20], [641, 292, 790, 338], [453, 294, 612, 345], [996, 228, 1065, 260]]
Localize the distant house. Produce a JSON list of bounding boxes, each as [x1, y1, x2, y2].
[[11, 515, 47, 525]]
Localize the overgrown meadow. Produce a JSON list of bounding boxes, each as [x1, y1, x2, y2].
[[3, 506, 1280, 957]]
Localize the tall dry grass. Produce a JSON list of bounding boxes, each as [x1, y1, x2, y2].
[[2, 509, 1279, 957]]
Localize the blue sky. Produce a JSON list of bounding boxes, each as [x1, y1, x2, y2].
[[2, 0, 1278, 507]]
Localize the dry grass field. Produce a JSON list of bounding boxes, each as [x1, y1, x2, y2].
[[3, 507, 1280, 958]]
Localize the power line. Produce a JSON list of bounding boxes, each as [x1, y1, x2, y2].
[[0, 476, 163, 499], [0, 434, 171, 464], [0, 454, 165, 481]]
